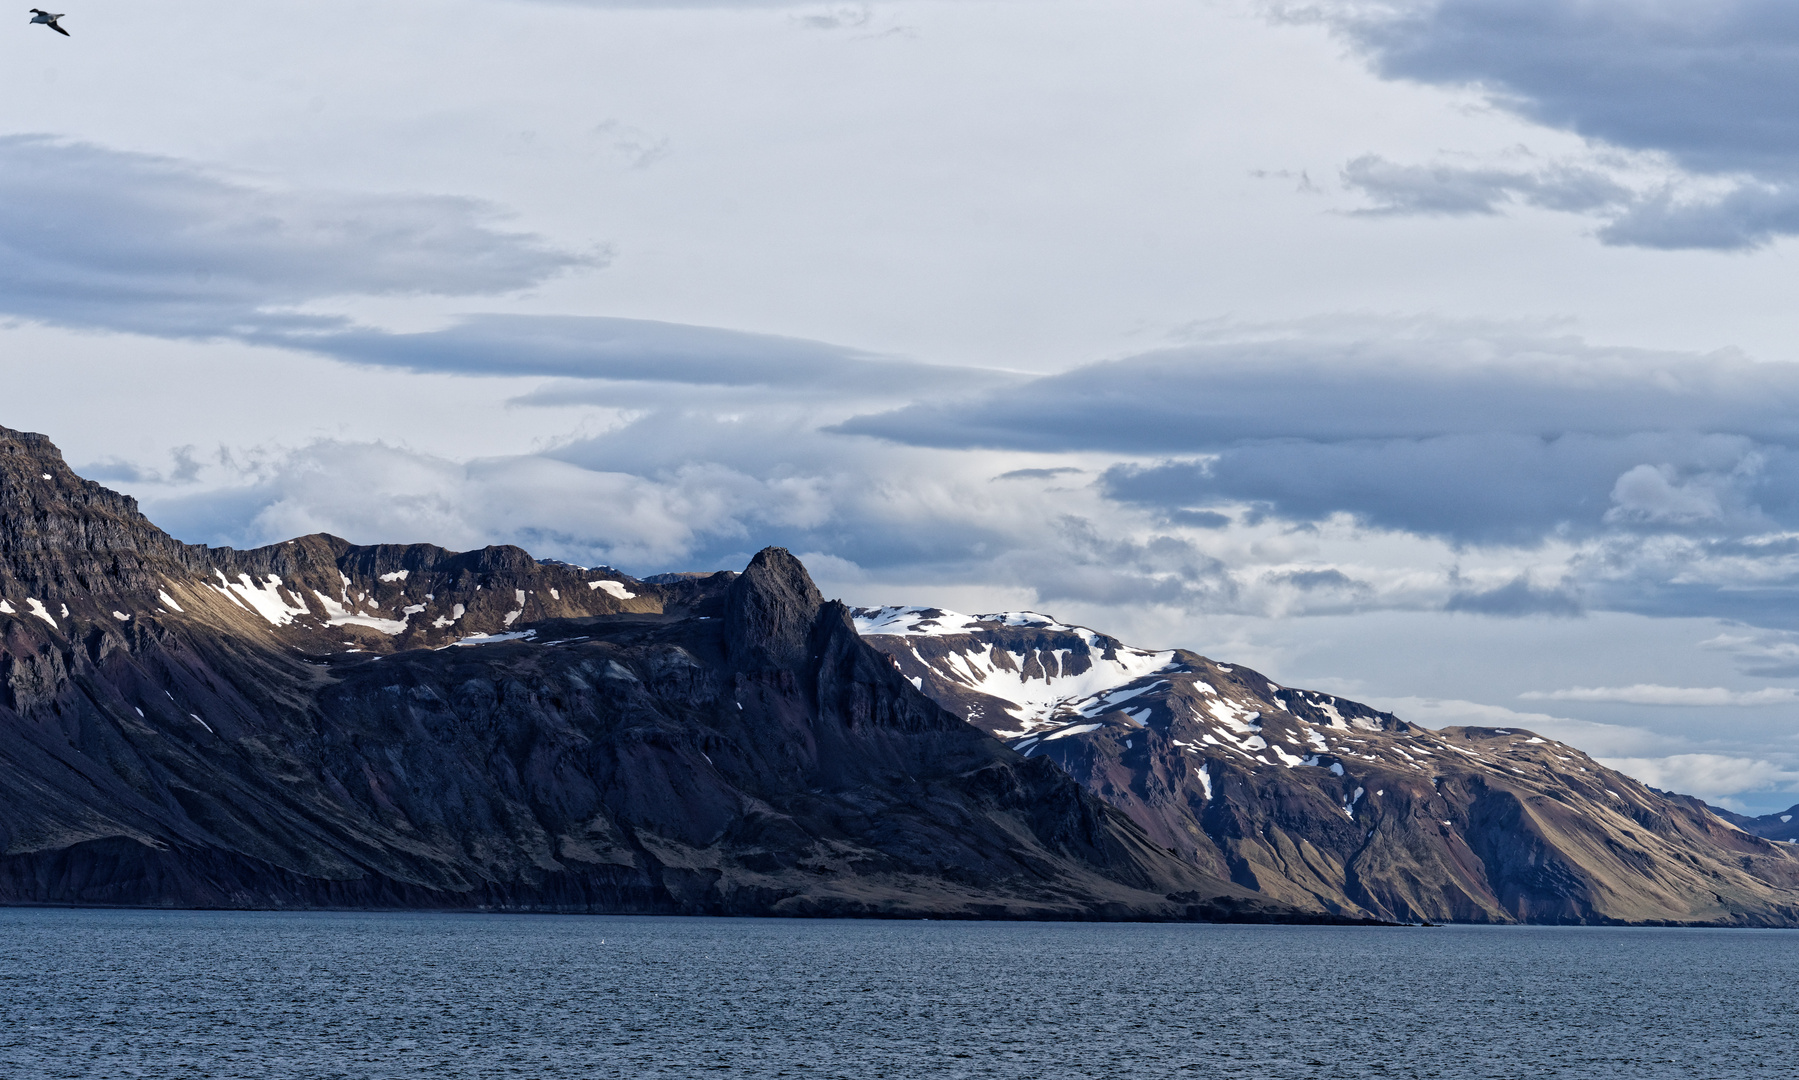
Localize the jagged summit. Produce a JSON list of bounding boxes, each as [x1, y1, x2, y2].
[[0, 424, 678, 655], [725, 547, 825, 671]]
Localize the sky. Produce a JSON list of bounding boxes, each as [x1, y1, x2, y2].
[[7, 0, 1799, 810]]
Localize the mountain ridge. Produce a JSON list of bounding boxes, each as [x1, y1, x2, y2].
[[0, 424, 1311, 922], [7, 421, 1798, 924], [853, 605, 1799, 925]]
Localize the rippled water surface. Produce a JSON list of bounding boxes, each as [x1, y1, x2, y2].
[[2, 909, 1796, 1078]]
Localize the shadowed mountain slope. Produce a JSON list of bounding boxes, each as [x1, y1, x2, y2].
[[0, 425, 1301, 920], [854, 607, 1799, 926]]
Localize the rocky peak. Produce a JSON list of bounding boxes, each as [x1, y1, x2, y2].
[[0, 427, 700, 652], [0, 423, 192, 596], [725, 547, 825, 670]]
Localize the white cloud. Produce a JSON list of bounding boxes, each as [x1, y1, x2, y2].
[[1605, 464, 1727, 524], [1340, 152, 1633, 219], [0, 136, 589, 338], [1363, 696, 1677, 757], [1698, 627, 1799, 678], [1521, 684, 1799, 706], [1595, 754, 1799, 806]]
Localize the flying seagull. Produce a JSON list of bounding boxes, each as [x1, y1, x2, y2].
[[29, 9, 68, 35]]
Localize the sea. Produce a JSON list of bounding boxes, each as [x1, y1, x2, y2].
[[0, 909, 1792, 1079]]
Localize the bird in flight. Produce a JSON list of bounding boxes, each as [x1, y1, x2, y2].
[[29, 9, 68, 35]]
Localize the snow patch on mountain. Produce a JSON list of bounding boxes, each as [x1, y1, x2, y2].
[[24, 598, 55, 628], [853, 606, 987, 637], [454, 630, 536, 647], [208, 570, 311, 627], [855, 606, 1179, 733], [312, 590, 411, 635]]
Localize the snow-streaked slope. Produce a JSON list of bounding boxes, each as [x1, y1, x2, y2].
[[853, 605, 1384, 762], [853, 606, 1176, 734], [857, 603, 1799, 926]]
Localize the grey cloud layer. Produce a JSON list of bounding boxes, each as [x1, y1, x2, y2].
[[303, 315, 1006, 395], [0, 137, 996, 397], [1341, 155, 1630, 219], [1307, 0, 1799, 248], [1325, 0, 1799, 174], [838, 335, 1799, 556], [0, 137, 588, 336], [840, 338, 1799, 451]]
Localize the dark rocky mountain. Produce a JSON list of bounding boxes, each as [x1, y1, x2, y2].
[[12, 420, 1797, 925], [854, 606, 1799, 926], [0, 425, 1295, 920]]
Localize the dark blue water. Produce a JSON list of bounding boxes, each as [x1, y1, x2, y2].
[[0, 910, 1793, 1079]]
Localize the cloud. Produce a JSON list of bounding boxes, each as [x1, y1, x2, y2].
[[0, 136, 1011, 401], [1301, 0, 1799, 248], [1445, 575, 1582, 617], [995, 467, 1084, 481], [591, 120, 671, 170], [141, 437, 847, 572], [1340, 151, 1799, 251], [1605, 464, 1729, 524], [127, 406, 1133, 595], [1268, 568, 1371, 602], [1572, 532, 1799, 630], [1521, 685, 1799, 706], [1096, 435, 1673, 547], [820, 322, 1799, 630], [301, 314, 1006, 395], [1597, 183, 1799, 251], [1341, 154, 1630, 217], [839, 332, 1799, 452], [1163, 508, 1232, 529], [0, 135, 588, 338], [1368, 695, 1676, 756], [80, 446, 207, 486], [1364, 695, 1799, 803], [1699, 628, 1799, 678], [1595, 753, 1799, 805], [66, 305, 1799, 637], [1306, 0, 1799, 177], [838, 327, 1799, 545], [792, 5, 870, 30], [522, 0, 828, 6]]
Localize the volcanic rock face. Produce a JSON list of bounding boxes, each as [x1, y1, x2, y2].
[[0, 425, 1285, 919], [855, 606, 1799, 926]]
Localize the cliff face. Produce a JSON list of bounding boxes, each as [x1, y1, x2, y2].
[[855, 607, 1799, 926], [0, 426, 1287, 920]]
